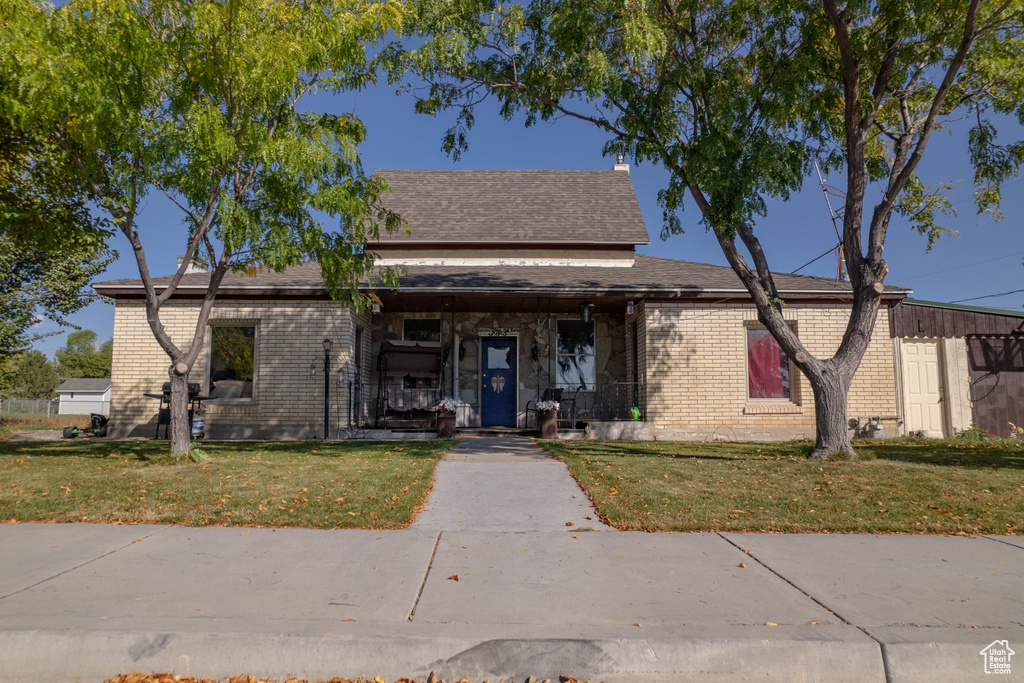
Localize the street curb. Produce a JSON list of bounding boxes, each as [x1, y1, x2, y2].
[[1, 627, 886, 682]]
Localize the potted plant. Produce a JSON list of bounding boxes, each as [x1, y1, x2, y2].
[[536, 399, 559, 439], [436, 397, 457, 438]]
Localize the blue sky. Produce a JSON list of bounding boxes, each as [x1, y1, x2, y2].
[[31, 81, 1024, 357]]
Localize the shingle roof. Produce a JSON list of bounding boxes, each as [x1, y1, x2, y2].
[[371, 170, 650, 246], [94, 255, 910, 298], [56, 378, 111, 393]]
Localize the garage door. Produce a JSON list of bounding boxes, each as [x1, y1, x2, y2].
[[903, 339, 946, 437]]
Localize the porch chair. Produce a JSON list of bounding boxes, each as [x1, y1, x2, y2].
[[558, 385, 584, 429]]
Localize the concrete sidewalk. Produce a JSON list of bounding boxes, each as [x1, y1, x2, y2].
[[0, 439, 1022, 682], [412, 436, 612, 532]]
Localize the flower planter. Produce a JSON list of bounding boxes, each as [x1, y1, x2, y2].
[[437, 412, 456, 438], [538, 409, 558, 439]]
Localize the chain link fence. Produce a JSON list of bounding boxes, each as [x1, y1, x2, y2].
[[1, 397, 62, 418]]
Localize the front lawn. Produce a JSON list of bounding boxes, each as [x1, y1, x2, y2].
[[0, 440, 451, 528], [540, 439, 1024, 534]]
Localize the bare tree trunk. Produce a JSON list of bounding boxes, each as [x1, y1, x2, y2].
[[167, 363, 191, 456], [804, 360, 856, 460]]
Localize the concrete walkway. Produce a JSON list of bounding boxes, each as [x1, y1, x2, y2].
[[411, 436, 612, 531], [0, 437, 1022, 682]]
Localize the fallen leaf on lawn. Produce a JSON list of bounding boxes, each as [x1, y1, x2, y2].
[[448, 574, 460, 582]]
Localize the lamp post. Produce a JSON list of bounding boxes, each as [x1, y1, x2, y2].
[[322, 337, 332, 440]]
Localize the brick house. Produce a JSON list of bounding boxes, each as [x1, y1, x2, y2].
[[96, 165, 909, 440]]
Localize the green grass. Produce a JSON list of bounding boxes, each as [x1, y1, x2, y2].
[[0, 440, 452, 528], [540, 439, 1024, 534]]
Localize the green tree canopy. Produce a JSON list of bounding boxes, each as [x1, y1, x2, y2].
[[393, 0, 1024, 457], [3, 0, 408, 453], [8, 350, 60, 399], [55, 330, 113, 379], [0, 234, 113, 359]]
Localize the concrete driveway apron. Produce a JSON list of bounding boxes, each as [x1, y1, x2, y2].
[[410, 435, 612, 532]]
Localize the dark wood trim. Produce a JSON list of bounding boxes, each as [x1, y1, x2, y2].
[[890, 300, 1024, 338]]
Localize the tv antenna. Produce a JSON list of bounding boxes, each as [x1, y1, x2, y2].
[[814, 161, 847, 282]]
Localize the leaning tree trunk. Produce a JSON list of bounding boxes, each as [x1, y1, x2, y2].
[[167, 362, 192, 456], [805, 360, 856, 460]]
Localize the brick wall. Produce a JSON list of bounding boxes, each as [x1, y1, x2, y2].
[[642, 302, 897, 440], [110, 299, 357, 439]]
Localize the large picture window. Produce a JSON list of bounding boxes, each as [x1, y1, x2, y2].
[[747, 328, 790, 400], [557, 319, 595, 390], [209, 325, 255, 399]]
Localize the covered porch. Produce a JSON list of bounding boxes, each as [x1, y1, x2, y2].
[[364, 292, 646, 432]]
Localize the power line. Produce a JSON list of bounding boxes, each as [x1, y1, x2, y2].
[[950, 288, 1024, 304], [899, 250, 1024, 281], [791, 245, 839, 275]]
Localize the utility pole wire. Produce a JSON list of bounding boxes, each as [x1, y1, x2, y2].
[[950, 288, 1024, 304]]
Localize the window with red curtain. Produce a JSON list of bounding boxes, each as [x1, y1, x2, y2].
[[747, 329, 790, 399]]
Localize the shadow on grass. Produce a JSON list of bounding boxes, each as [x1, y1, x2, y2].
[[0, 438, 452, 461], [544, 440, 812, 460], [859, 441, 1024, 471], [546, 438, 1024, 470]]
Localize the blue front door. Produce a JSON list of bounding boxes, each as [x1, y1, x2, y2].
[[481, 337, 516, 426]]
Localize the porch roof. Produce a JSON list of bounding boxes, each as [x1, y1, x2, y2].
[[94, 255, 911, 300]]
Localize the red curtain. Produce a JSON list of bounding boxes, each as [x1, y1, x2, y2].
[[748, 330, 790, 399]]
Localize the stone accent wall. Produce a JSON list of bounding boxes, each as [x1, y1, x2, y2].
[[109, 299, 357, 439], [370, 310, 628, 427], [643, 302, 897, 441]]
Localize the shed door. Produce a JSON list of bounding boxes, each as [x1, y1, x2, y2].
[[903, 340, 946, 437], [481, 337, 516, 426]]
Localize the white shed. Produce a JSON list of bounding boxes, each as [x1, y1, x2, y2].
[[56, 378, 111, 416]]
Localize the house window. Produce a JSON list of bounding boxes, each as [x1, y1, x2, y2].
[[747, 328, 790, 400], [209, 325, 256, 399], [557, 319, 595, 390], [403, 318, 441, 342]]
